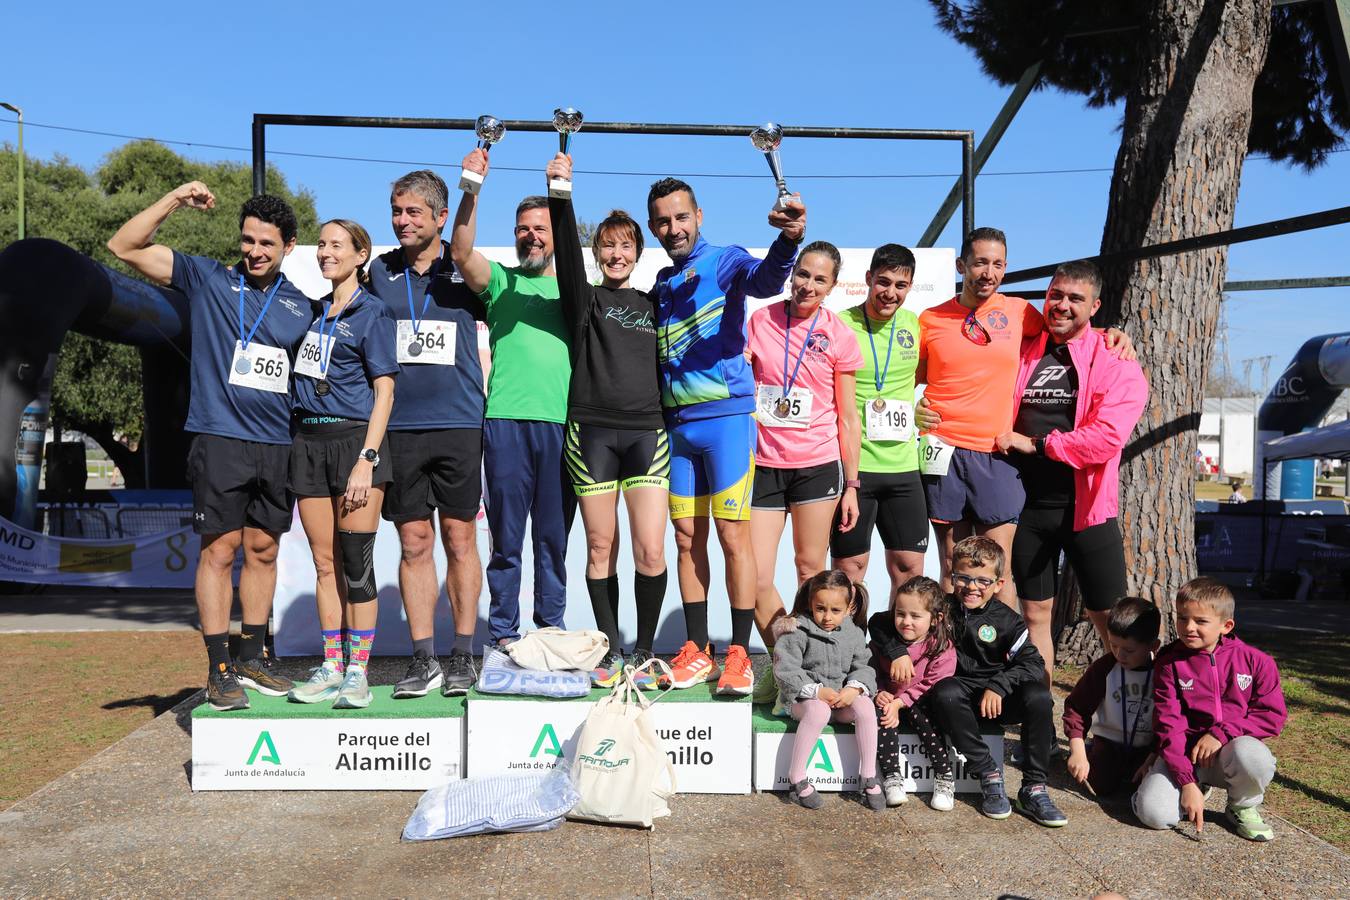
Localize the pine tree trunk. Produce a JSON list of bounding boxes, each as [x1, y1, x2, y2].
[[1096, 0, 1272, 638]]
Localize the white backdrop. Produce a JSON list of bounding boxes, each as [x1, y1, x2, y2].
[[273, 244, 956, 655]]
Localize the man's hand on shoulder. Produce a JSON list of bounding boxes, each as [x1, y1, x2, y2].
[[1102, 326, 1137, 362], [768, 195, 806, 243]]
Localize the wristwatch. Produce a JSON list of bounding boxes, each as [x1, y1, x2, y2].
[[845, 479, 861, 490], [1033, 437, 1046, 456], [360, 448, 380, 466]]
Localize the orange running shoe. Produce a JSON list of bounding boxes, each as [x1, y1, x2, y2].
[[662, 641, 719, 689], [716, 645, 754, 696]]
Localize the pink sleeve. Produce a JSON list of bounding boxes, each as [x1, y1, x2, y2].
[[833, 317, 863, 372], [1045, 356, 1149, 469], [898, 644, 957, 708]]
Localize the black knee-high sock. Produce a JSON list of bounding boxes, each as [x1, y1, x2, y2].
[[586, 575, 622, 654], [682, 600, 709, 649], [606, 574, 620, 637], [730, 607, 754, 651], [633, 570, 667, 653]]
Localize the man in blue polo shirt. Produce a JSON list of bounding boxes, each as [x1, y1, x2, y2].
[[367, 170, 487, 698], [109, 182, 312, 711]]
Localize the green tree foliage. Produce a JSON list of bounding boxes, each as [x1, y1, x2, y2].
[[0, 141, 318, 483], [929, 1, 1348, 166]]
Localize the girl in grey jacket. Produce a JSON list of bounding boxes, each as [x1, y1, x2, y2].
[[773, 570, 882, 810]]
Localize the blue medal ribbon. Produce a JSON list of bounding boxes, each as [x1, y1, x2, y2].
[[403, 247, 442, 338], [315, 288, 359, 379], [237, 272, 283, 352], [780, 303, 823, 403], [865, 311, 896, 396]]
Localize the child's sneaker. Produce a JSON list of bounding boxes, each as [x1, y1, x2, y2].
[[1016, 783, 1068, 827], [930, 775, 956, 811], [1226, 804, 1274, 841], [661, 641, 719, 689], [883, 773, 908, 807], [979, 770, 1012, 819]]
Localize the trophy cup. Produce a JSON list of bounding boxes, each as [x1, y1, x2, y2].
[[548, 107, 584, 199], [458, 115, 505, 195], [750, 123, 794, 211]]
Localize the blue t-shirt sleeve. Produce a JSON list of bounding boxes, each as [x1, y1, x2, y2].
[[363, 305, 401, 379], [170, 251, 215, 297]]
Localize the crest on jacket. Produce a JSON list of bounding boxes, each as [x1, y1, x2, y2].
[[1178, 678, 1194, 692], [1236, 673, 1252, 690]]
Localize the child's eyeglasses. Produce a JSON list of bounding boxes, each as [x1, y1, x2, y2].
[[961, 310, 992, 345], [952, 574, 996, 588]]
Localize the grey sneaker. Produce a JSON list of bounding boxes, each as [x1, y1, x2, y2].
[[288, 663, 344, 704], [333, 668, 372, 709], [930, 775, 956, 812], [442, 648, 477, 696], [393, 653, 443, 699], [883, 773, 908, 807]]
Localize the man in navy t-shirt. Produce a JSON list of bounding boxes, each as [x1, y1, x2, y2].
[[365, 169, 487, 698], [109, 183, 312, 712]]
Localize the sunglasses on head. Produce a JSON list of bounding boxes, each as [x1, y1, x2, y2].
[[961, 309, 992, 345]]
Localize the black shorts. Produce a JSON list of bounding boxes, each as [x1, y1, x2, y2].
[[382, 428, 483, 522], [288, 418, 392, 499], [751, 460, 843, 511], [564, 421, 670, 497], [187, 434, 293, 535], [1010, 507, 1128, 611], [830, 469, 930, 558]]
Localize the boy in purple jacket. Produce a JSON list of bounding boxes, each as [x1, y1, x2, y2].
[[1132, 578, 1287, 841]]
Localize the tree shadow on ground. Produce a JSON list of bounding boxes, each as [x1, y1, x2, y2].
[[102, 687, 199, 717]]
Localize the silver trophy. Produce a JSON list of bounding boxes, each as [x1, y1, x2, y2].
[[548, 107, 584, 199], [750, 123, 794, 211], [458, 115, 506, 195]]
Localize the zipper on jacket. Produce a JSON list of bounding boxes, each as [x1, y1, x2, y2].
[[1209, 650, 1223, 726]]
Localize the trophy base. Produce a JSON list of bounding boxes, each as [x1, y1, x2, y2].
[[774, 193, 794, 212], [458, 169, 485, 195], [547, 178, 573, 200]]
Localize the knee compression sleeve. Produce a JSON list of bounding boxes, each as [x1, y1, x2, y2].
[[338, 530, 378, 603]]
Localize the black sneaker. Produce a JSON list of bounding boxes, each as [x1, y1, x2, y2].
[[234, 654, 293, 697], [393, 652, 444, 699], [206, 665, 249, 711], [979, 770, 1012, 819], [1016, 783, 1068, 827], [442, 648, 477, 696]]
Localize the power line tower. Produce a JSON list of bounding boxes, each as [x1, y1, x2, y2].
[[1241, 355, 1275, 396]]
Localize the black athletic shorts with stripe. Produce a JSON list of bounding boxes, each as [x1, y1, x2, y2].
[[564, 421, 670, 497]]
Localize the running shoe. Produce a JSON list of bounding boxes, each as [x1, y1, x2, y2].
[[883, 773, 908, 807], [591, 651, 626, 687], [206, 665, 249, 711], [333, 668, 372, 709], [716, 645, 754, 696], [1226, 804, 1274, 842], [1016, 783, 1068, 827], [979, 770, 1013, 819], [442, 648, 477, 696], [289, 662, 344, 704], [234, 655, 292, 697], [661, 641, 720, 689], [930, 775, 956, 812], [625, 648, 658, 690], [751, 660, 779, 705], [393, 652, 443, 699]]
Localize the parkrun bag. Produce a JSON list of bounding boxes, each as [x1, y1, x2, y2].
[[568, 659, 676, 828], [506, 627, 610, 672], [475, 647, 591, 698]]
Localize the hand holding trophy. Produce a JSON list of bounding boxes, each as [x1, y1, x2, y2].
[[750, 123, 794, 212], [548, 107, 584, 199], [458, 115, 505, 195]]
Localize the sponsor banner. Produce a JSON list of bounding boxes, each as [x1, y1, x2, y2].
[[0, 514, 195, 587], [192, 718, 463, 791], [466, 698, 751, 794], [753, 732, 1002, 793]]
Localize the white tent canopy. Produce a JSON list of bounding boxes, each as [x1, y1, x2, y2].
[[1262, 419, 1350, 463]]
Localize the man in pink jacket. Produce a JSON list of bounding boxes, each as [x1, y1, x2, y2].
[[1132, 577, 1286, 841], [995, 259, 1148, 680]]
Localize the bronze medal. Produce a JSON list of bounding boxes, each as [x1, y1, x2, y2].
[[774, 397, 792, 418], [315, 380, 331, 397], [871, 397, 887, 413], [407, 340, 423, 357]]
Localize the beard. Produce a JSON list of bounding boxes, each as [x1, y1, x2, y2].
[[516, 240, 553, 275]]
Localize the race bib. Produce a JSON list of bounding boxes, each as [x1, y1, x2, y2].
[[228, 341, 289, 394], [866, 398, 914, 442], [919, 433, 955, 477], [397, 320, 456, 365], [756, 384, 813, 429], [293, 331, 329, 381]]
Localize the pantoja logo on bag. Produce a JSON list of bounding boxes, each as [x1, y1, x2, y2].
[[578, 736, 631, 769]]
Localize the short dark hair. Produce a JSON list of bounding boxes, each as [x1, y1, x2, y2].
[[239, 194, 298, 244], [951, 535, 1005, 578], [1176, 576, 1236, 620], [647, 177, 697, 214], [798, 240, 842, 281], [1051, 259, 1103, 297], [391, 170, 449, 218], [1108, 596, 1162, 643], [515, 195, 549, 220], [868, 243, 915, 277], [960, 226, 1007, 260]]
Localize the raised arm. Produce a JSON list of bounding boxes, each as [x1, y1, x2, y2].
[[107, 181, 216, 285], [546, 154, 593, 343], [449, 149, 494, 295]]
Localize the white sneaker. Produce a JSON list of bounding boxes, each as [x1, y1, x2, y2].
[[883, 774, 908, 807], [333, 668, 372, 709], [930, 776, 956, 812], [288, 662, 344, 703]]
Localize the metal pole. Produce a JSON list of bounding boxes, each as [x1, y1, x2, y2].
[[251, 116, 266, 197], [0, 102, 22, 240], [961, 133, 975, 240]]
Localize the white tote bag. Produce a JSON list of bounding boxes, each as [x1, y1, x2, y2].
[[567, 660, 677, 828], [506, 627, 609, 672]]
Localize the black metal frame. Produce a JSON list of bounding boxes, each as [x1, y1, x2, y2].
[[250, 114, 977, 238]]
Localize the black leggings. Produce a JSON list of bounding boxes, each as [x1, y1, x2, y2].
[[877, 700, 953, 780]]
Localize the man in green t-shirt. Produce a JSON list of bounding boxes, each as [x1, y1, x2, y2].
[[451, 148, 574, 644], [830, 244, 929, 595]]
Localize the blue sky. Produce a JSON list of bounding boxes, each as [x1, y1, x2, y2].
[[2, 0, 1346, 393]]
